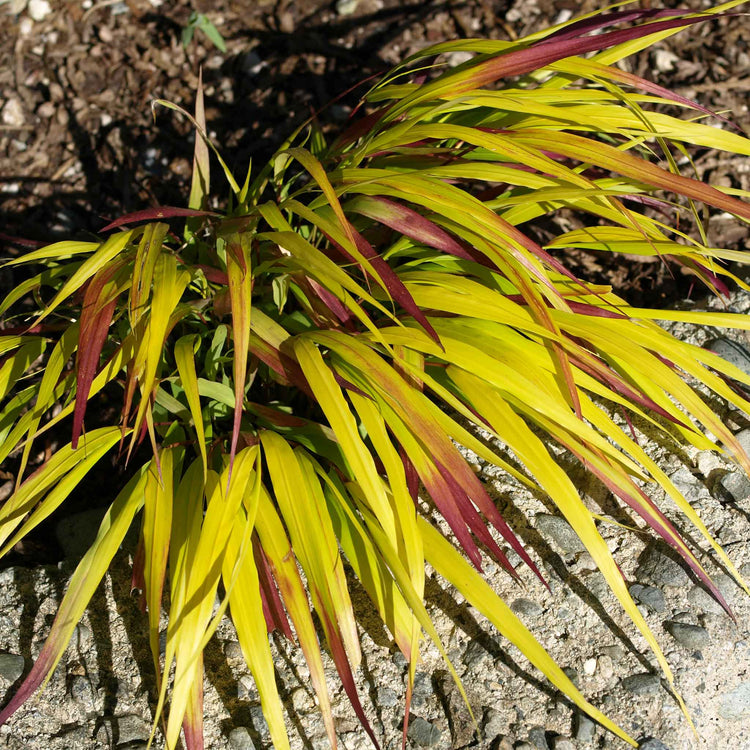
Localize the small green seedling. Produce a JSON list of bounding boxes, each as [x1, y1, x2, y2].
[[181, 11, 227, 53]]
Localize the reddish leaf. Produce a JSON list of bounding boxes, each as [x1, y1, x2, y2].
[[100, 207, 220, 233], [329, 223, 442, 346], [399, 445, 420, 501], [546, 9, 686, 42], [253, 538, 294, 640], [72, 265, 123, 448], [0, 232, 46, 249], [318, 608, 381, 750], [347, 195, 473, 259], [457, 16, 726, 94]]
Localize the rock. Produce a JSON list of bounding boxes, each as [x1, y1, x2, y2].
[[463, 639, 490, 669], [407, 716, 442, 746], [629, 583, 666, 613], [653, 49, 679, 72], [0, 480, 12, 502], [335, 0, 359, 15], [392, 651, 407, 668], [113, 714, 150, 744], [224, 639, 243, 661], [667, 466, 703, 501], [72, 623, 93, 649], [600, 645, 624, 663], [482, 707, 504, 739], [621, 673, 661, 696], [1, 98, 24, 128], [562, 667, 579, 688], [573, 713, 596, 742], [56, 726, 91, 745], [535, 514, 586, 554], [664, 622, 709, 650], [583, 657, 597, 676], [688, 585, 728, 615], [552, 738, 575, 750], [290, 687, 313, 712], [718, 470, 750, 504], [718, 682, 750, 720], [528, 726, 550, 749], [707, 339, 750, 379], [638, 739, 671, 750], [736, 428, 750, 457], [635, 545, 690, 588], [68, 674, 97, 712], [511, 598, 544, 618], [228, 727, 257, 750], [249, 705, 270, 739], [412, 671, 433, 695], [0, 653, 25, 683], [378, 686, 398, 707], [27, 0, 52, 21]]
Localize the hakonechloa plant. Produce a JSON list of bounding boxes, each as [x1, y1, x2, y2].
[[1, 3, 750, 747]]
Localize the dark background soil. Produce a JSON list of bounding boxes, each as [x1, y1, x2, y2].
[[1, 0, 748, 249]]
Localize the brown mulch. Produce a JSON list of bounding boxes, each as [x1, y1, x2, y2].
[[1, 0, 748, 247]]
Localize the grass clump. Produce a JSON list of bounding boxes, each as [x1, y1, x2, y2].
[[1, 3, 750, 747]]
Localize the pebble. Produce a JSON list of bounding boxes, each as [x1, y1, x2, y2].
[[583, 657, 597, 676], [463, 639, 490, 669], [0, 653, 25, 683], [511, 598, 544, 618], [528, 725, 550, 749], [667, 466, 703, 502], [688, 585, 727, 616], [412, 671, 432, 695], [535, 514, 586, 554], [635, 545, 690, 588], [653, 49, 679, 72], [335, 0, 359, 15], [68, 674, 97, 712], [111, 714, 149, 744], [224, 639, 243, 661], [719, 470, 750, 504], [228, 727, 257, 750], [629, 583, 666, 613], [249, 705, 270, 739], [290, 687, 314, 712], [407, 716, 442, 746], [573, 713, 596, 742], [378, 686, 398, 707], [707, 339, 750, 379], [664, 622, 709, 650], [718, 681, 750, 720], [27, 0, 52, 20], [552, 738, 575, 750], [1, 98, 25, 128], [0, 480, 13, 502], [562, 667, 579, 688], [735, 428, 750, 457], [638, 739, 671, 750], [621, 673, 661, 696], [482, 707, 504, 739]]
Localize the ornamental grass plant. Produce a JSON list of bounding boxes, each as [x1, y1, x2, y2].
[[2, 3, 750, 747]]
